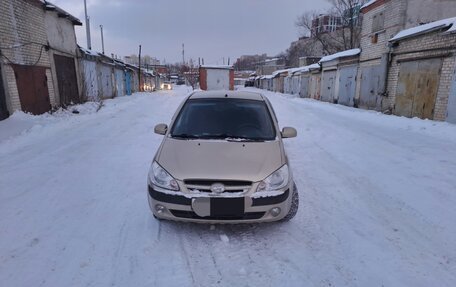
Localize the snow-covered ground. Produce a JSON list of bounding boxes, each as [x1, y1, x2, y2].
[[1, 85, 455, 287]]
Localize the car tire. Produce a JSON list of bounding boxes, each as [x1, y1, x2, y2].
[[282, 183, 299, 222]]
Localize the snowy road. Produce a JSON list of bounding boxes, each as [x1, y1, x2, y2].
[[1, 86, 456, 287]]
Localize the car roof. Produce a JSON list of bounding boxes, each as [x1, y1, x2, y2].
[[189, 90, 264, 101]]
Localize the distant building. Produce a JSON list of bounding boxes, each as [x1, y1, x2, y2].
[[256, 58, 286, 76], [311, 14, 343, 37]]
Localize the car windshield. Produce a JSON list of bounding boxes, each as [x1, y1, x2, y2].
[[171, 98, 276, 141]]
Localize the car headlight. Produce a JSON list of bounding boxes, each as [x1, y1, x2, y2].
[[257, 165, 289, 192], [148, 161, 179, 191]]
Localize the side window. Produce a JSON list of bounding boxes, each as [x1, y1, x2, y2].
[[372, 11, 385, 33]]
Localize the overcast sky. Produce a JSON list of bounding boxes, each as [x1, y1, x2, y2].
[[52, 0, 329, 65]]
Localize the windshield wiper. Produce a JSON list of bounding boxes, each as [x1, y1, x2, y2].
[[171, 134, 201, 140], [226, 137, 266, 142], [201, 134, 266, 142]]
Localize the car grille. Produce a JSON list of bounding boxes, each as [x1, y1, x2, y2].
[[183, 179, 252, 193], [170, 210, 265, 220]]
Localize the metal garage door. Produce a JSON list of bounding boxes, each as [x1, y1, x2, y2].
[[321, 70, 336, 103], [54, 54, 80, 106], [447, 64, 456, 123], [359, 65, 383, 111], [394, 58, 442, 119], [309, 74, 321, 100], [13, 65, 51, 115], [99, 65, 114, 99], [0, 65, 9, 120], [338, 65, 357, 107], [300, 75, 309, 98]]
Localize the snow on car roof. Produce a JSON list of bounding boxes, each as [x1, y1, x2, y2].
[[319, 49, 361, 63], [190, 90, 264, 101], [390, 17, 456, 42]]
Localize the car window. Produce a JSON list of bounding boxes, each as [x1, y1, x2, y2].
[[171, 98, 276, 141]]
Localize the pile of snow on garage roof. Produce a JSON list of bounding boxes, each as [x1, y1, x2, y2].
[[361, 0, 377, 9], [319, 49, 360, 63], [200, 65, 233, 69], [390, 17, 456, 41]]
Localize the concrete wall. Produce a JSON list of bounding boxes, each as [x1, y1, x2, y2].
[[44, 10, 78, 55]]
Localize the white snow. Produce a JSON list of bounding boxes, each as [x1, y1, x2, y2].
[[200, 65, 233, 69], [1, 85, 456, 286], [319, 48, 361, 63], [272, 68, 290, 77], [390, 17, 456, 41]]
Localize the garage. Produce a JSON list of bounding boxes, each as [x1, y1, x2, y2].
[[394, 58, 442, 119]]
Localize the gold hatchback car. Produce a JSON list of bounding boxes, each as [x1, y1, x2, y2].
[[148, 90, 298, 223]]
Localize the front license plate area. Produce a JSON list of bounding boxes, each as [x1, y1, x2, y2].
[[210, 197, 244, 217]]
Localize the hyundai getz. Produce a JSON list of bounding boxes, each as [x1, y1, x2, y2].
[[148, 90, 298, 223]]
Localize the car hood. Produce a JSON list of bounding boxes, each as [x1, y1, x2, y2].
[[157, 138, 284, 182]]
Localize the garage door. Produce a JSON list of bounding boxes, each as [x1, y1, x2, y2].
[[13, 65, 51, 115], [447, 65, 456, 123], [0, 65, 9, 120], [359, 65, 383, 111], [321, 70, 336, 103], [54, 54, 80, 106], [394, 58, 442, 119], [207, 69, 229, 90], [338, 65, 357, 107]]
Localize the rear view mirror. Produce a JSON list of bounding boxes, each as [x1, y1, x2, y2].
[[154, 123, 168, 135], [281, 127, 297, 138]]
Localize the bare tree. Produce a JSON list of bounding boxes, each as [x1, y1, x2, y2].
[[296, 0, 365, 54], [183, 61, 199, 90]]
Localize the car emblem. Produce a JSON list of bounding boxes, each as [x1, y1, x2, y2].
[[210, 183, 225, 194]]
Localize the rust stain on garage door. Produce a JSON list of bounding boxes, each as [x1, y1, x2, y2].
[[394, 58, 441, 119], [13, 65, 51, 115]]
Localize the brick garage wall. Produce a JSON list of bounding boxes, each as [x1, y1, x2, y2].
[[360, 0, 406, 62], [0, 0, 56, 113], [386, 31, 456, 121], [199, 68, 207, 90], [229, 69, 234, 90]]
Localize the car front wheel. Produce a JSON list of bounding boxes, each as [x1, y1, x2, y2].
[[281, 183, 299, 221]]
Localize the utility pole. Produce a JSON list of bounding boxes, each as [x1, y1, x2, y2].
[[84, 0, 92, 50], [100, 25, 105, 54], [138, 45, 142, 92], [182, 43, 185, 65]]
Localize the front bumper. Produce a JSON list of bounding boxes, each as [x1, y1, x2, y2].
[[148, 185, 292, 223]]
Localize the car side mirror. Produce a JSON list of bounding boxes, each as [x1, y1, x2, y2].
[[154, 123, 168, 135], [281, 127, 297, 138]]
